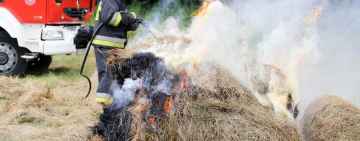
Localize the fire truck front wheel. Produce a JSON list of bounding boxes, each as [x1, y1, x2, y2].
[[0, 33, 28, 75]]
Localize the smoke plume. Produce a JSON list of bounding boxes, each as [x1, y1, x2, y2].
[[111, 79, 142, 109], [131, 0, 360, 117]]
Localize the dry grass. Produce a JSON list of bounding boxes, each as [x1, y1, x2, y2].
[[2, 51, 358, 141], [301, 95, 360, 141], [145, 66, 301, 141], [0, 54, 101, 141], [0, 76, 101, 141]]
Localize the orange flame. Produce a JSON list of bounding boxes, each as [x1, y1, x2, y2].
[[163, 96, 173, 113], [193, 0, 214, 16], [179, 70, 189, 91], [147, 116, 156, 125], [304, 5, 324, 25]]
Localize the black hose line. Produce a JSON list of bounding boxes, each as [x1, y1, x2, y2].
[[80, 22, 105, 99]]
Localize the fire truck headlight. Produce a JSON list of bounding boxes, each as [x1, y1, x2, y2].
[[42, 30, 64, 40]]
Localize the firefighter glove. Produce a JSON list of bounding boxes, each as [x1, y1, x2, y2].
[[121, 12, 136, 26], [74, 25, 94, 49], [121, 12, 142, 31]]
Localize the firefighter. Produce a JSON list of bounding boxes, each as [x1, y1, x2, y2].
[[93, 0, 141, 106]]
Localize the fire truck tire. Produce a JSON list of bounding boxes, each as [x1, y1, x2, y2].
[[28, 54, 52, 72], [38, 55, 52, 70], [0, 33, 28, 75]]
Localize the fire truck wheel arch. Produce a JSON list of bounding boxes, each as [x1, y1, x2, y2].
[[0, 32, 28, 75], [0, 8, 22, 40], [0, 7, 42, 54]]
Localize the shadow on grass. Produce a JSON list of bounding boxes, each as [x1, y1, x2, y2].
[[27, 67, 76, 76]]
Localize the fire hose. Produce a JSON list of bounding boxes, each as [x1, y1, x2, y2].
[[80, 20, 157, 98], [80, 22, 105, 98]]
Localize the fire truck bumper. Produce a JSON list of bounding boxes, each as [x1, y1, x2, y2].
[[42, 26, 79, 55]]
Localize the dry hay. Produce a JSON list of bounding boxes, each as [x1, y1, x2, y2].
[[147, 67, 300, 141], [92, 52, 300, 141], [301, 95, 360, 141], [0, 76, 100, 141]]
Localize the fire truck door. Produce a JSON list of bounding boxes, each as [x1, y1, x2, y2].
[[46, 0, 95, 24], [3, 0, 46, 23]]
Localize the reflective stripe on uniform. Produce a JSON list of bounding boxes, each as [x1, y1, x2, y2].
[[109, 12, 122, 27], [93, 35, 126, 48], [96, 93, 113, 106], [95, 1, 102, 21]]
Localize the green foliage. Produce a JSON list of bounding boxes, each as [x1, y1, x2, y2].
[[88, 0, 202, 28], [129, 0, 202, 28]]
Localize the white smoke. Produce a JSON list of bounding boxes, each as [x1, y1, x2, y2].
[[297, 1, 360, 108], [131, 0, 360, 116], [111, 79, 142, 109], [109, 54, 176, 110], [191, 0, 360, 111]]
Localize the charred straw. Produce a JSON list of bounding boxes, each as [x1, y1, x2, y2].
[[93, 52, 183, 141]]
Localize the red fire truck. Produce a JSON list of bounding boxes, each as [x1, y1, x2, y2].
[[0, 0, 96, 75]]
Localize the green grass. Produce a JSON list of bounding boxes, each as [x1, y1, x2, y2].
[[129, 0, 201, 29], [0, 96, 9, 101], [22, 52, 96, 88]]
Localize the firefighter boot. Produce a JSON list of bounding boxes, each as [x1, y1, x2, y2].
[[96, 93, 113, 106]]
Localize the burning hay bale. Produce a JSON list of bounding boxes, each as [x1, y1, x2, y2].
[[93, 108, 134, 141], [92, 52, 301, 141], [301, 95, 360, 141], [250, 64, 299, 119], [153, 66, 300, 141], [93, 52, 180, 141]]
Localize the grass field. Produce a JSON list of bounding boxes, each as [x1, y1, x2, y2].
[[26, 53, 97, 87], [0, 52, 102, 141]]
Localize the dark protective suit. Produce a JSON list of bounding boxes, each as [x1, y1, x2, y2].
[[93, 0, 139, 99], [93, 0, 138, 48]]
